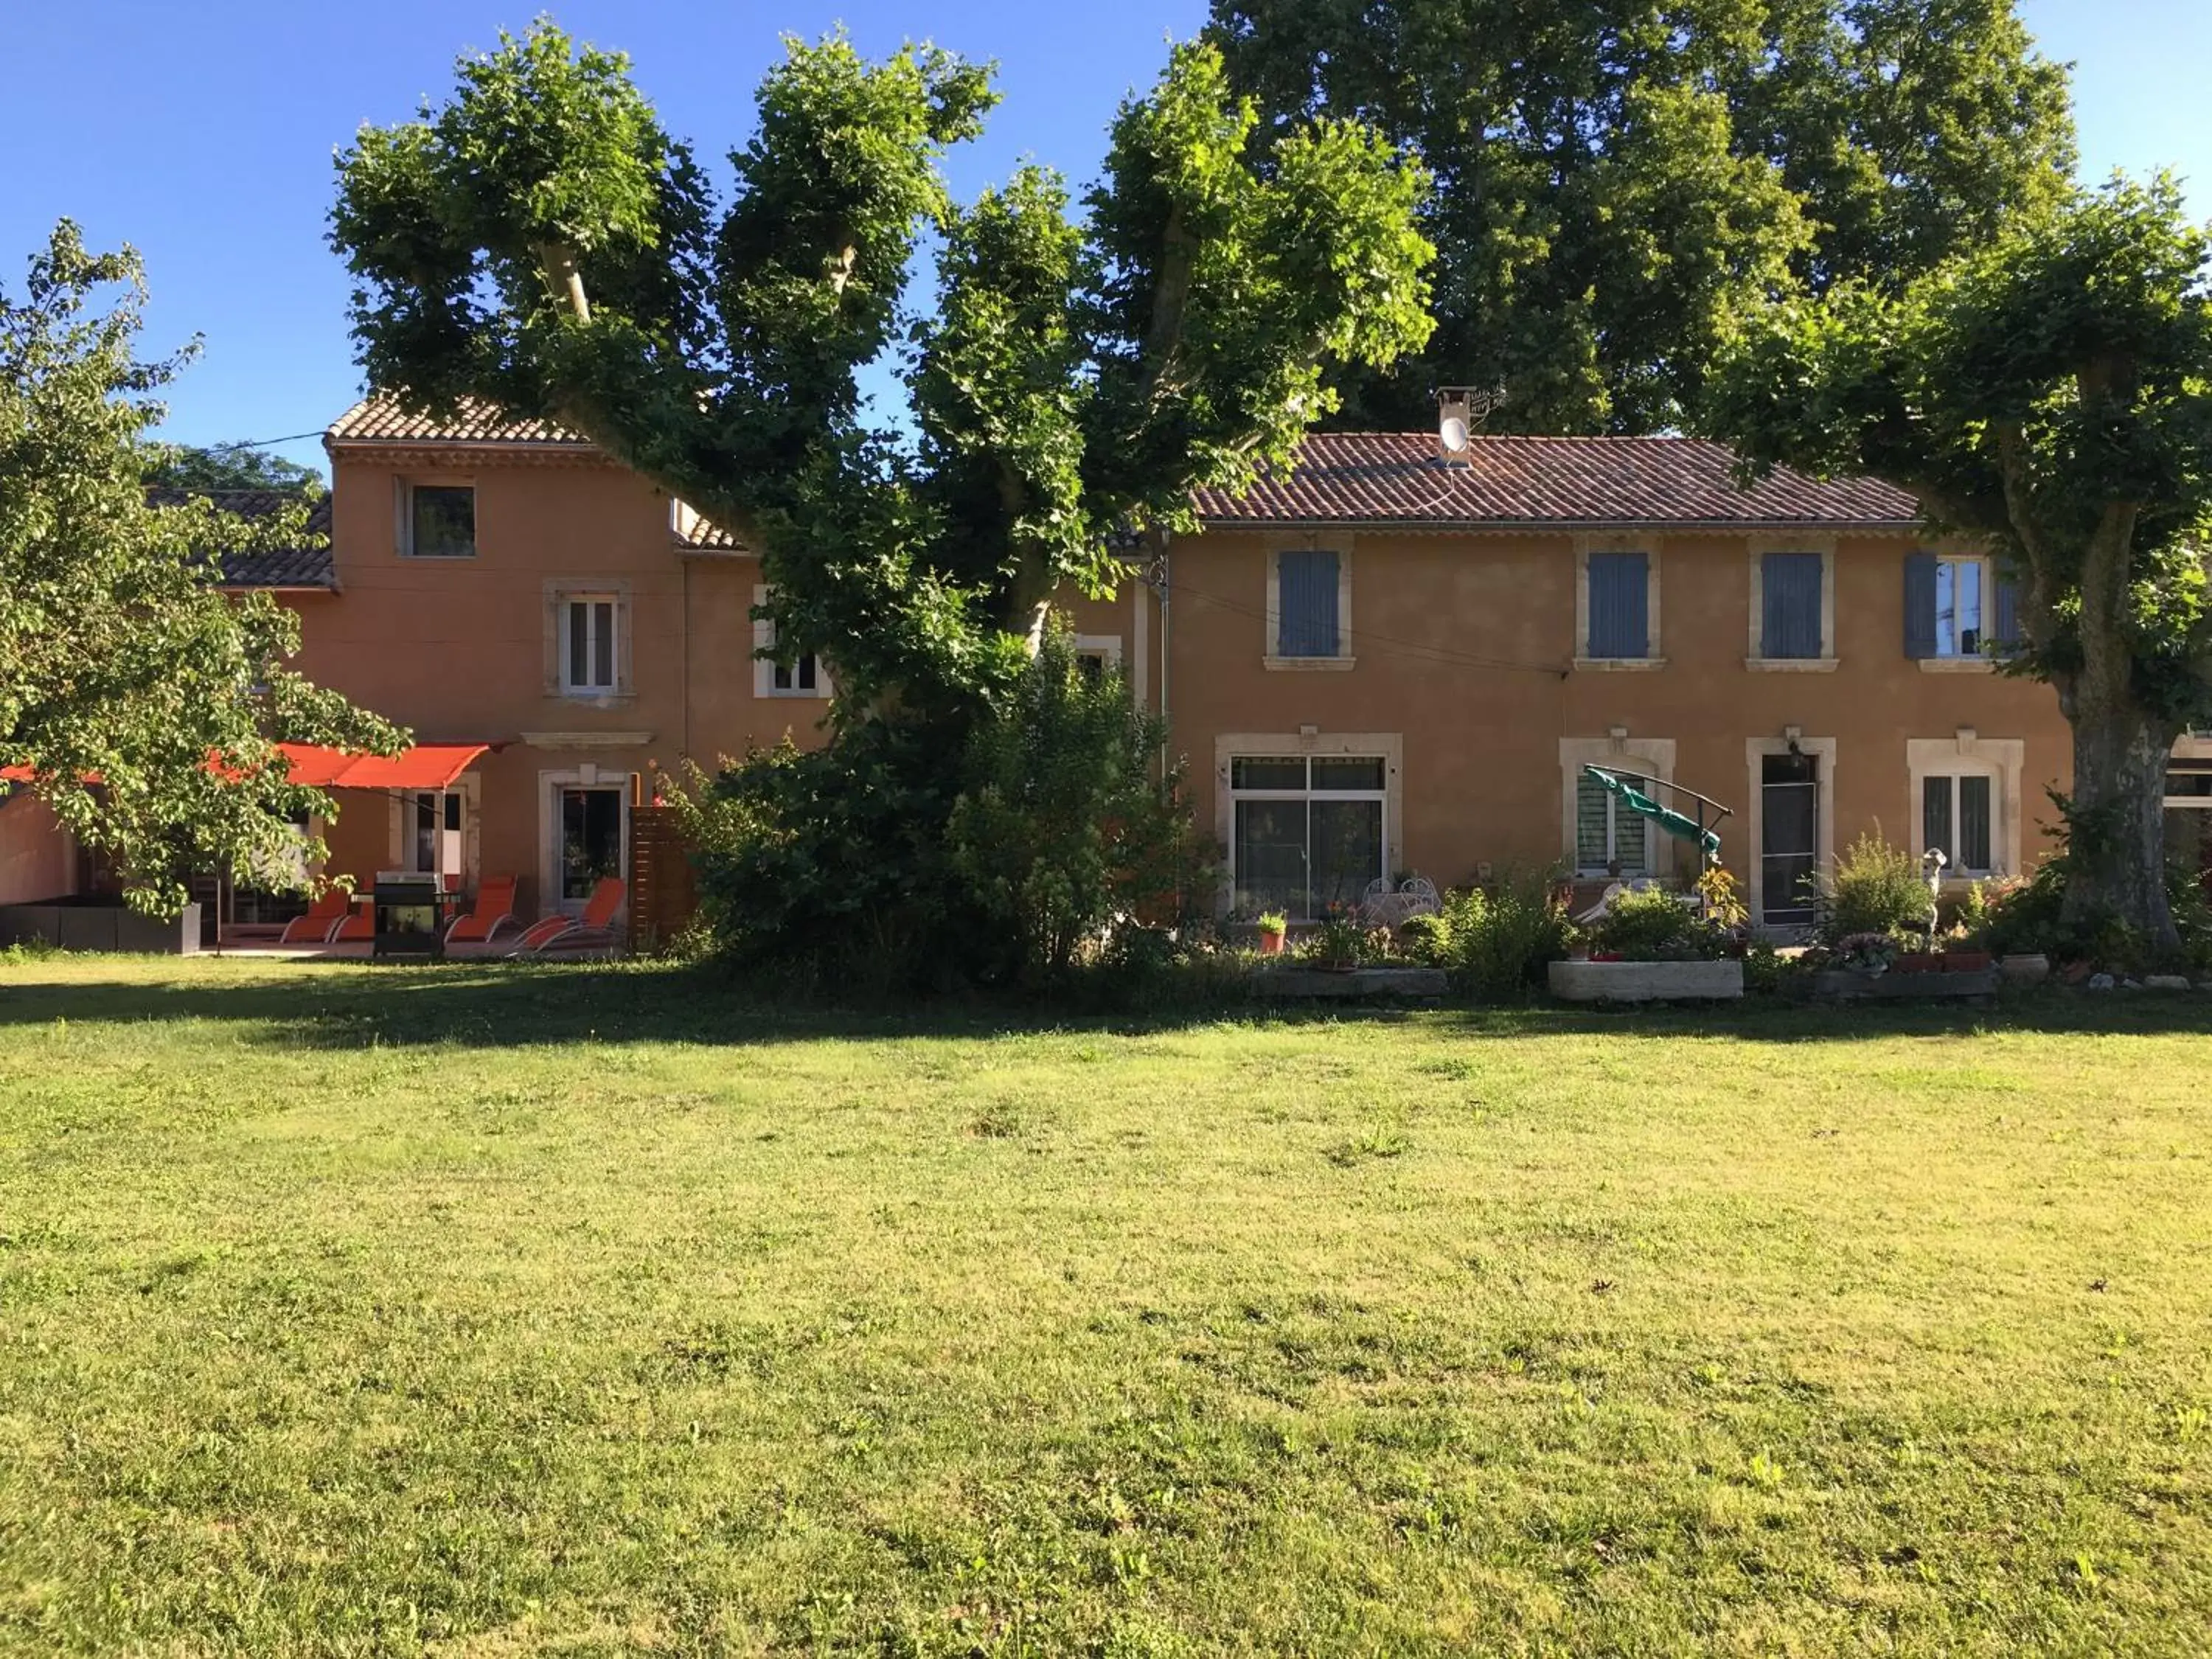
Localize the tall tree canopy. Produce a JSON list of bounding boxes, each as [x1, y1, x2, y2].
[[1207, 0, 2075, 432], [1706, 178, 2212, 949], [144, 442, 324, 497], [331, 22, 1431, 974], [1, 224, 400, 910]]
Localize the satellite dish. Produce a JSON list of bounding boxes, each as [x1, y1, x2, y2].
[[1439, 415, 1470, 453]]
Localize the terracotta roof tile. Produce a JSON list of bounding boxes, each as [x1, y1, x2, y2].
[[327, 394, 593, 447], [1192, 433, 1919, 529], [147, 488, 337, 590]]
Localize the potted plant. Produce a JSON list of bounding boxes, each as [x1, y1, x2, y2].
[[1834, 932, 1897, 975], [1301, 902, 1367, 971], [1256, 911, 1288, 956]]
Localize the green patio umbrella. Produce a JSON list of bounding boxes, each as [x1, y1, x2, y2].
[[1584, 766, 1723, 860]]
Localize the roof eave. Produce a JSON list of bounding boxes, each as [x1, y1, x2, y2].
[[1192, 515, 1922, 535]]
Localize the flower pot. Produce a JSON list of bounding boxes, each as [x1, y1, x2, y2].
[[1259, 930, 1286, 957], [1999, 953, 2051, 985], [1941, 950, 1992, 974]]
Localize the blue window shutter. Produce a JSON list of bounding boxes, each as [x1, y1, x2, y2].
[[1587, 552, 1649, 658], [1992, 567, 2023, 655], [1277, 550, 1340, 657], [1762, 552, 1823, 658], [1903, 551, 1938, 658]]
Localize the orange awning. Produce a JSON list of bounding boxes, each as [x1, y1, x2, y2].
[[278, 742, 495, 791]]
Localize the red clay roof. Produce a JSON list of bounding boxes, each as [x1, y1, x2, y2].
[[147, 487, 337, 590], [1191, 432, 1919, 529], [327, 395, 593, 447]]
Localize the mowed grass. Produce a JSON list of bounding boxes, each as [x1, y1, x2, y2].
[[1, 959, 2208, 1656]]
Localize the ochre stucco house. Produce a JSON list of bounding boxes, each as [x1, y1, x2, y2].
[[26, 392, 2212, 942]]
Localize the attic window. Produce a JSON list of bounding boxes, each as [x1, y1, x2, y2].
[[403, 484, 476, 558]]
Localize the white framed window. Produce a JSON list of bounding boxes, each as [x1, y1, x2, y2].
[[1074, 633, 1123, 686], [562, 594, 621, 695], [752, 585, 831, 700], [1559, 737, 1677, 878], [1574, 771, 1654, 877], [1932, 558, 1985, 657], [1225, 753, 1388, 919], [1921, 772, 1997, 876], [398, 481, 476, 558], [406, 790, 463, 877], [1906, 734, 2023, 880], [1264, 548, 1354, 670]]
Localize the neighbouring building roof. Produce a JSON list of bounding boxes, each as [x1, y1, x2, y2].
[[1190, 433, 1921, 530], [147, 487, 337, 591], [327, 395, 594, 448]]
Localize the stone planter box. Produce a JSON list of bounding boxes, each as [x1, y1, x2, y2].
[[1548, 959, 1743, 1002], [1812, 967, 1996, 1000], [1255, 965, 1448, 1001], [1998, 953, 2051, 985], [0, 901, 201, 955]]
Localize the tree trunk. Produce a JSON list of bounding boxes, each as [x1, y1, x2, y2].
[[2059, 694, 2180, 950]]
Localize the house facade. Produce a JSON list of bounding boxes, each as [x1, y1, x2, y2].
[[18, 393, 2193, 939]]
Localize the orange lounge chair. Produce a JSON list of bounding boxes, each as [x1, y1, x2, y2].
[[509, 876, 625, 956], [444, 875, 521, 946], [327, 897, 373, 942], [276, 888, 350, 946]]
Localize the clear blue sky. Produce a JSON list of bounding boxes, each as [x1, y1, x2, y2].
[[1, 0, 2203, 476]]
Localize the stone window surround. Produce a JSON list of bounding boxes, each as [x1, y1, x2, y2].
[[542, 578, 635, 706], [1744, 734, 1838, 928], [1573, 535, 1666, 671], [383, 772, 482, 886], [1074, 633, 1124, 667], [1905, 731, 2025, 880], [1559, 735, 1679, 878], [1262, 538, 1357, 671], [1746, 538, 1839, 672], [394, 473, 476, 559], [1212, 730, 1403, 914]]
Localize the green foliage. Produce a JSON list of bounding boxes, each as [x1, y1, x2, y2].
[[947, 631, 1212, 989], [1694, 863, 1749, 930], [1707, 176, 2212, 946], [143, 442, 324, 496], [1422, 871, 1573, 1001], [677, 633, 1211, 993], [333, 23, 1432, 978], [1815, 832, 1933, 946], [1588, 886, 1730, 962], [1, 223, 402, 912], [1208, 0, 2073, 432]]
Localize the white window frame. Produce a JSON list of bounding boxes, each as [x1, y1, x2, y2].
[[1214, 732, 1402, 918], [385, 775, 480, 886], [560, 593, 622, 697], [1263, 545, 1356, 671], [538, 765, 629, 920], [396, 479, 476, 559], [541, 580, 633, 703], [1906, 734, 2023, 881], [753, 584, 832, 700], [1919, 552, 2000, 674], [1559, 737, 1677, 878], [1746, 543, 1839, 672], [1573, 538, 1666, 670]]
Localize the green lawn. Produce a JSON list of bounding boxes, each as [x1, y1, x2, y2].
[[1, 957, 2208, 1656]]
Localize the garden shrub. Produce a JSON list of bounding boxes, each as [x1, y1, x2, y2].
[[1430, 869, 1573, 1001], [1815, 831, 1933, 945], [1586, 885, 1726, 961], [673, 628, 1214, 995]]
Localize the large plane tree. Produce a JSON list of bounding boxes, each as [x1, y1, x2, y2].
[[1708, 178, 2212, 951], [331, 23, 1431, 973]]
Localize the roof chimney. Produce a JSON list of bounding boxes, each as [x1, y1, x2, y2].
[[1436, 386, 1505, 467]]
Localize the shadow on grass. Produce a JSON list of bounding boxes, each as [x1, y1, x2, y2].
[[2, 955, 2211, 1050]]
